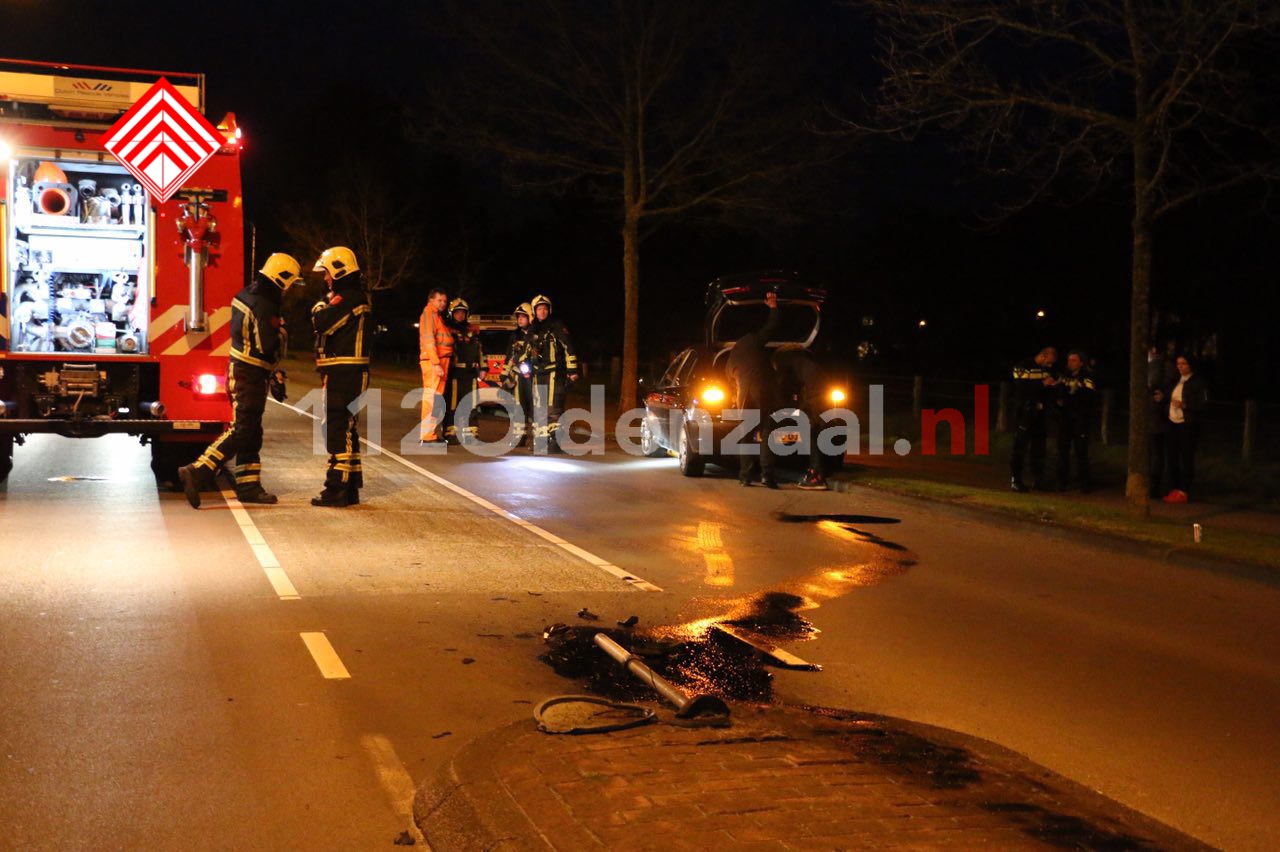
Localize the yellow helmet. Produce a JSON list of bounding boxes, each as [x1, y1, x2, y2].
[[259, 253, 301, 291], [449, 298, 470, 316], [312, 246, 359, 280], [514, 302, 532, 319], [531, 294, 552, 314]]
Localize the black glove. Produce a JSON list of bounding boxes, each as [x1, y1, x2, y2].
[[269, 369, 288, 402]]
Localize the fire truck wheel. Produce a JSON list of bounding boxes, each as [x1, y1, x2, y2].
[[0, 436, 12, 483]]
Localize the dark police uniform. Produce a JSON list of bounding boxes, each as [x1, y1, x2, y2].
[[311, 275, 370, 502], [1055, 366, 1096, 490], [1010, 357, 1058, 489], [191, 276, 284, 499], [522, 317, 578, 452], [445, 318, 484, 443]]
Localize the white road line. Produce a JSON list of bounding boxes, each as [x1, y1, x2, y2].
[[220, 489, 301, 600], [271, 398, 663, 593], [360, 733, 429, 846], [300, 632, 351, 679]]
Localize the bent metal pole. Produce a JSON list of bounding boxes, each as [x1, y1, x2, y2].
[[593, 633, 730, 720]]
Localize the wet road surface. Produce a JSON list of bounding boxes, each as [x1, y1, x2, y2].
[[0, 389, 1277, 850]]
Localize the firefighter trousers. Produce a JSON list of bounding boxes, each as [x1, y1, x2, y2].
[[420, 357, 450, 441], [194, 361, 269, 493], [531, 371, 567, 451], [322, 368, 368, 492], [513, 375, 534, 438], [444, 368, 479, 440]]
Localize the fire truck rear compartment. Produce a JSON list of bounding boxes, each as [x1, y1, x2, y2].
[[5, 154, 149, 356]]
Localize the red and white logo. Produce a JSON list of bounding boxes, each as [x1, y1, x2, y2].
[[101, 77, 223, 203]]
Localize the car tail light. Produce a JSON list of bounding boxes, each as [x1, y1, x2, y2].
[[829, 388, 847, 404], [701, 386, 727, 405]]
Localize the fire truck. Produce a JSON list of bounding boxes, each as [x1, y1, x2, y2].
[[0, 58, 245, 485]]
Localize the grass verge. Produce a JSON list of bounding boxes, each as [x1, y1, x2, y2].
[[848, 474, 1279, 571]]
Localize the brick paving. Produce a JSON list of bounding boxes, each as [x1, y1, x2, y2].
[[414, 704, 1208, 850]]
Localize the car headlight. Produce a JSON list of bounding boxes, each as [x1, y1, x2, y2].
[[829, 388, 847, 404], [700, 386, 727, 405]]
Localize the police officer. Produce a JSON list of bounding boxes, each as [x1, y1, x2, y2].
[[726, 290, 780, 488], [503, 302, 534, 446], [1055, 349, 1096, 491], [523, 294, 579, 453], [310, 246, 370, 507], [179, 253, 301, 509], [444, 298, 483, 444], [1010, 346, 1058, 492]]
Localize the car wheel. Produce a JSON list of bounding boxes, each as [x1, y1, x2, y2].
[[639, 415, 666, 458], [678, 423, 705, 477]]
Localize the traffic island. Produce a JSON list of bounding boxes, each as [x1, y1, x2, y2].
[[413, 704, 1208, 850]]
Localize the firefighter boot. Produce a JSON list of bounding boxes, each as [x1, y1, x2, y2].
[[236, 484, 279, 505], [178, 464, 215, 510], [346, 486, 361, 506], [310, 488, 352, 508]]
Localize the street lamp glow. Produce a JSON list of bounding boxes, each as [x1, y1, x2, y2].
[[917, 319, 927, 328], [1036, 309, 1046, 319]]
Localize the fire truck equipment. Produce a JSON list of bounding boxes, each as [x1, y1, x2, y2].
[[36, 182, 74, 216], [177, 198, 219, 333]]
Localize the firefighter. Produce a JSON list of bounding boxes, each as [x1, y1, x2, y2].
[[418, 287, 453, 443], [1009, 346, 1058, 492], [503, 303, 534, 446], [1055, 349, 1097, 492], [523, 294, 579, 453], [726, 290, 780, 488], [178, 253, 301, 509], [310, 246, 371, 507], [444, 298, 483, 444]]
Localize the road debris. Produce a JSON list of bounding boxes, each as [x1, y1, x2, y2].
[[594, 633, 730, 722], [577, 607, 599, 621]]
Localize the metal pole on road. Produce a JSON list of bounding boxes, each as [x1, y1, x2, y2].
[[593, 633, 730, 720]]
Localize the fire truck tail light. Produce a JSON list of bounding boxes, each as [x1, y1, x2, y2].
[[194, 373, 223, 396]]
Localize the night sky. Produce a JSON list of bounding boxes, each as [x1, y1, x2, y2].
[[2, 0, 1276, 397]]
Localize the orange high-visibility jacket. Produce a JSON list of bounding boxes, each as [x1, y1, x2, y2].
[[419, 304, 455, 365]]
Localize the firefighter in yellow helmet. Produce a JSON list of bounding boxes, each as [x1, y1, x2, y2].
[[522, 294, 579, 453], [309, 246, 371, 507], [179, 252, 300, 508], [503, 302, 535, 446], [444, 298, 483, 444]]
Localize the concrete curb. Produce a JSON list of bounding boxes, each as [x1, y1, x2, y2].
[[413, 719, 555, 851], [413, 703, 1210, 851]]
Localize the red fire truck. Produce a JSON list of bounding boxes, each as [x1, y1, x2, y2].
[[0, 58, 245, 485]]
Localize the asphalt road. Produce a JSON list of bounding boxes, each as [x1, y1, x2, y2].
[[1, 388, 1277, 850]]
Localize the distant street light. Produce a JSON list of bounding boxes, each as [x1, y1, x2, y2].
[[917, 319, 927, 328], [1035, 309, 1046, 319]]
